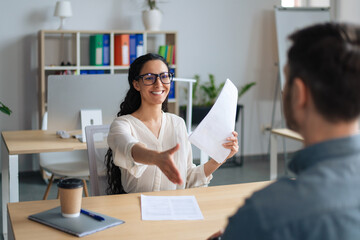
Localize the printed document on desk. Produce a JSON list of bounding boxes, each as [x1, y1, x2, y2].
[[189, 79, 238, 163], [141, 195, 204, 220]]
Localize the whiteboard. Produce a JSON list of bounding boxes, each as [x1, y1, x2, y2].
[[275, 7, 330, 89]]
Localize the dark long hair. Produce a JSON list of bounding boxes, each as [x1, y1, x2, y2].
[[105, 53, 170, 194]]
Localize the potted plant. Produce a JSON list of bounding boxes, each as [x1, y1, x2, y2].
[[142, 0, 162, 31], [180, 74, 256, 125], [0, 101, 12, 116]]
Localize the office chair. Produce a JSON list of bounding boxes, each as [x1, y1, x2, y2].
[[40, 112, 89, 200], [85, 124, 110, 196]]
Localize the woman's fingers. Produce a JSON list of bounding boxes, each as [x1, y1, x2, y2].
[[207, 229, 224, 240], [163, 161, 183, 185], [223, 131, 239, 159], [158, 144, 183, 185]]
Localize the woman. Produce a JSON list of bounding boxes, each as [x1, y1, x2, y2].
[[106, 53, 238, 194]]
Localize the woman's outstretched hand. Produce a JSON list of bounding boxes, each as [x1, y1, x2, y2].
[[223, 131, 239, 160], [156, 144, 183, 185]]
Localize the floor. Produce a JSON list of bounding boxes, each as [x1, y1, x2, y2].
[[1, 156, 289, 239]]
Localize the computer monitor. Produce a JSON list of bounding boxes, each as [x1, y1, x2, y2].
[[47, 74, 129, 131]]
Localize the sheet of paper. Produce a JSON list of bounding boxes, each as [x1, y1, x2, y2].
[[189, 79, 238, 163], [141, 195, 204, 220]]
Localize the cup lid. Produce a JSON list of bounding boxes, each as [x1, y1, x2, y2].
[[57, 178, 84, 189]]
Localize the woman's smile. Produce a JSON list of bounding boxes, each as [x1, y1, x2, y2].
[[151, 90, 165, 95]]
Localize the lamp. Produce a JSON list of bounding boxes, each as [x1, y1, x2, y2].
[[54, 1, 72, 30]]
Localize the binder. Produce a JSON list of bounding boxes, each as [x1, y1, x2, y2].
[[172, 45, 176, 64], [103, 34, 110, 66], [158, 45, 166, 59], [167, 45, 174, 64], [28, 206, 124, 237], [114, 34, 130, 66], [129, 34, 137, 64], [168, 68, 175, 99], [89, 34, 103, 66], [164, 45, 168, 62], [168, 81, 175, 99], [136, 34, 144, 58], [166, 45, 172, 64]]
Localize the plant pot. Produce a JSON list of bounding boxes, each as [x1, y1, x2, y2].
[[142, 9, 162, 31]]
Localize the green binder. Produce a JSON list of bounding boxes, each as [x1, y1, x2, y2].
[[89, 34, 103, 66]]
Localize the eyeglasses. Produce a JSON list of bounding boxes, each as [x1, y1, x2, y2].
[[135, 72, 174, 86]]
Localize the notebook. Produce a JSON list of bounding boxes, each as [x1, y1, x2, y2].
[[28, 206, 125, 237]]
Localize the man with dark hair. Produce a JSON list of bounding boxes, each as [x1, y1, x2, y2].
[[209, 22, 360, 240]]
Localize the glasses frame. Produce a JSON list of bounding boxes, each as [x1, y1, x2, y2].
[[135, 72, 174, 86]]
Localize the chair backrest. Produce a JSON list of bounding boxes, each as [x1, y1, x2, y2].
[[40, 112, 89, 169], [85, 124, 110, 196]]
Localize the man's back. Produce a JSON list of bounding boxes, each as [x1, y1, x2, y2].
[[223, 135, 360, 240]]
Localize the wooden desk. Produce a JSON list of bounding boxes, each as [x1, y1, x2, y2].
[[8, 181, 270, 240], [1, 130, 86, 239], [270, 128, 303, 180]]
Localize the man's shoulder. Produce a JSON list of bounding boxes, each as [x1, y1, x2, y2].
[[246, 178, 311, 228], [250, 178, 298, 207], [247, 175, 360, 229]]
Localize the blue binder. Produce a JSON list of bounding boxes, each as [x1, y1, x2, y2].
[[129, 34, 137, 64], [103, 34, 110, 66], [136, 34, 144, 58], [168, 69, 175, 99]]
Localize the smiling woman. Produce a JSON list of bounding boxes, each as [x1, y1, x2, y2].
[[104, 53, 239, 195], [132, 60, 172, 107]]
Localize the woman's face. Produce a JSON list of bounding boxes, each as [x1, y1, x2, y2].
[[133, 60, 170, 107]]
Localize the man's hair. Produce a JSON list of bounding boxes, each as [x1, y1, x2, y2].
[[287, 23, 360, 122]]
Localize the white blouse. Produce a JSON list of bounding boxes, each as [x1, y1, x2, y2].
[[107, 112, 212, 193]]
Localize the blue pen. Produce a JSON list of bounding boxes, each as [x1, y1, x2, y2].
[[80, 209, 105, 221]]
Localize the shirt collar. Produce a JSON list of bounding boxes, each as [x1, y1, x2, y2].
[[289, 134, 360, 174]]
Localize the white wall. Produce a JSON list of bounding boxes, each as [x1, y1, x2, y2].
[[0, 0, 359, 171], [336, 0, 360, 22]]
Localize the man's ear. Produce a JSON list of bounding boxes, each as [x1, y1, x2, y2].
[[293, 78, 307, 109], [133, 80, 140, 91]]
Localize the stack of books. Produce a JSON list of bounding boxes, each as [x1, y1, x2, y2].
[[158, 45, 176, 65]]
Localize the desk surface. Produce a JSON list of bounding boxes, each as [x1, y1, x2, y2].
[[1, 130, 86, 155], [271, 128, 303, 141], [8, 181, 271, 240]]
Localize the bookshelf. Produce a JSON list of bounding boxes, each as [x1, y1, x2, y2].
[[38, 30, 177, 127]]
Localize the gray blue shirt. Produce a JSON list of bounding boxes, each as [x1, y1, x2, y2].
[[222, 134, 360, 240]]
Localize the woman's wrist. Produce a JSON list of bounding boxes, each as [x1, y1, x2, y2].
[[204, 159, 222, 177], [132, 143, 159, 165]]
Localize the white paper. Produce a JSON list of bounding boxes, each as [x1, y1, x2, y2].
[[141, 195, 204, 220], [189, 79, 238, 163]]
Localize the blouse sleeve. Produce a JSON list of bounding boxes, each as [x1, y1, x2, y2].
[[180, 120, 213, 188], [107, 118, 148, 178]]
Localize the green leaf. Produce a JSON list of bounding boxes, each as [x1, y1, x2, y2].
[[192, 74, 228, 106], [0, 101, 12, 116], [238, 82, 256, 99], [148, 0, 157, 10], [193, 75, 200, 104]]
